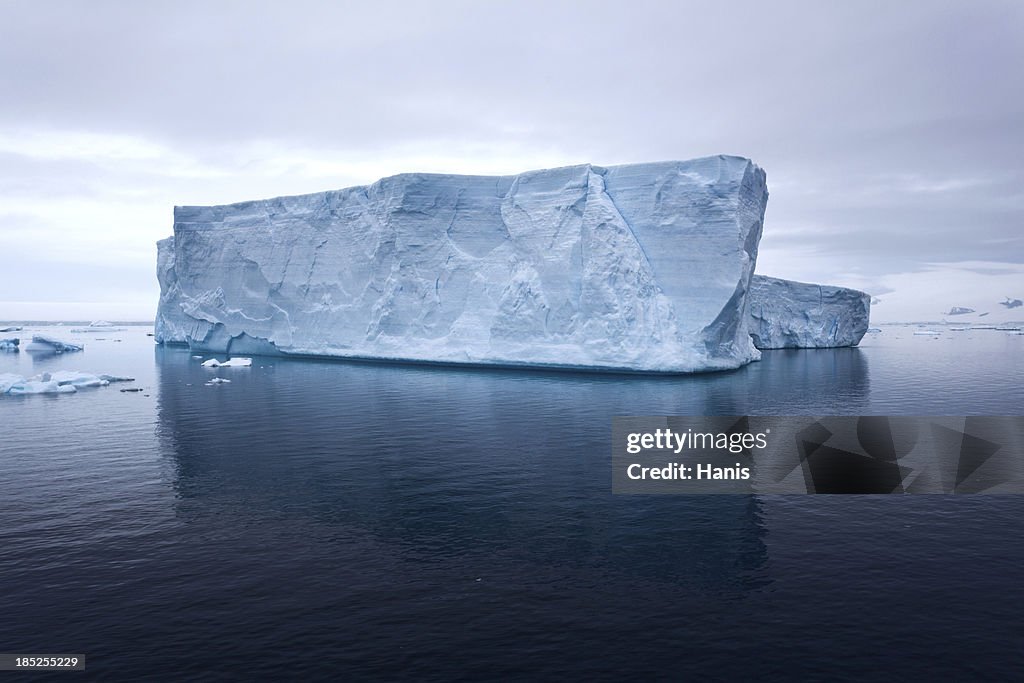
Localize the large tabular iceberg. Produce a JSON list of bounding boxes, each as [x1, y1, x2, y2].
[[156, 156, 769, 372], [747, 275, 870, 349]]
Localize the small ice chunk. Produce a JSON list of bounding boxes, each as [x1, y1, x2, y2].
[[0, 337, 18, 351], [206, 377, 231, 384], [202, 357, 252, 368], [48, 371, 108, 388], [98, 374, 134, 383], [913, 330, 941, 336]]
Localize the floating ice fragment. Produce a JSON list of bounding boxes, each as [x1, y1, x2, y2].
[[7, 379, 77, 395], [201, 357, 252, 368], [48, 371, 108, 388], [98, 374, 134, 382], [25, 335, 83, 353], [1, 370, 135, 396]]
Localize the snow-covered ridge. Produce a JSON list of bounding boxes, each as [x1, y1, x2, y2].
[[157, 156, 769, 373], [748, 275, 870, 349]]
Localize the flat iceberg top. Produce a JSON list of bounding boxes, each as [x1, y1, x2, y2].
[[173, 156, 759, 222], [158, 156, 769, 373]]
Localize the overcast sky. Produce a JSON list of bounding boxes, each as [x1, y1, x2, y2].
[[1, 0, 1021, 322]]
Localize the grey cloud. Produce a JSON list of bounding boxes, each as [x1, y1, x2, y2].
[[0, 0, 1022, 318]]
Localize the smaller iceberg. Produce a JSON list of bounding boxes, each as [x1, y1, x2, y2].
[[200, 357, 252, 368], [0, 326, 22, 333], [25, 336, 84, 353], [945, 306, 975, 315], [747, 276, 870, 349], [913, 329, 941, 336], [1000, 297, 1023, 309], [0, 337, 18, 351]]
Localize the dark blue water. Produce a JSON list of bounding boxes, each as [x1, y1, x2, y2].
[[1, 326, 1023, 680]]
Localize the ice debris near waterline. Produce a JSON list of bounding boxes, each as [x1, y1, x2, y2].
[[155, 156, 873, 372], [0, 338, 18, 351], [747, 276, 870, 349]]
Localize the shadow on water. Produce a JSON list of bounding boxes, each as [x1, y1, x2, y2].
[[152, 346, 811, 595]]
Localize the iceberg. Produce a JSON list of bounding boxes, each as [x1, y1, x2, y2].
[[155, 157, 769, 373], [747, 276, 870, 349], [0, 337, 18, 351], [24, 335, 84, 353], [0, 326, 22, 333]]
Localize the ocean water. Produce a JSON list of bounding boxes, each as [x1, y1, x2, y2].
[[1, 325, 1022, 680]]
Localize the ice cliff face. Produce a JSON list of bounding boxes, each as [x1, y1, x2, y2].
[[155, 156, 768, 372], [747, 275, 870, 349]]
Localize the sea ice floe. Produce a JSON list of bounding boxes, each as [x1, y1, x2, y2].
[[0, 371, 136, 396], [7, 379, 77, 395]]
